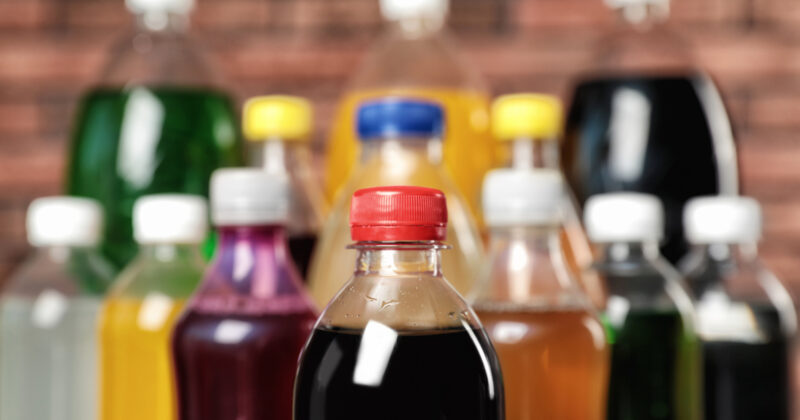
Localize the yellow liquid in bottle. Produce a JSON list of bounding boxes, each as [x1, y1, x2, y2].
[[324, 88, 495, 219], [308, 138, 484, 309], [476, 307, 609, 420], [99, 296, 186, 420]]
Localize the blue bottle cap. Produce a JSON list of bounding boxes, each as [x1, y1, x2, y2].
[[356, 98, 445, 141]]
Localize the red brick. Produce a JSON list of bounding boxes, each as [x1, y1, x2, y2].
[[752, 0, 800, 29], [0, 102, 39, 136], [0, 0, 57, 30], [738, 132, 800, 197]]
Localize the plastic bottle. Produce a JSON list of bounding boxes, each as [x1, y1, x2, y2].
[[0, 197, 114, 420], [473, 169, 609, 420], [172, 168, 318, 420], [680, 196, 796, 420], [99, 194, 207, 420], [307, 98, 483, 308], [491, 93, 604, 307], [323, 0, 494, 216], [563, 0, 738, 264], [67, 0, 243, 270], [243, 96, 328, 278], [295, 186, 503, 420], [584, 193, 701, 420]]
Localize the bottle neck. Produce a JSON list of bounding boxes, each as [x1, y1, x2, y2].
[[695, 242, 759, 266], [613, 2, 669, 29], [138, 243, 203, 263], [134, 11, 190, 33], [360, 137, 443, 165], [598, 241, 662, 263], [251, 138, 311, 174], [386, 15, 446, 39], [36, 245, 93, 264], [507, 138, 560, 170], [482, 225, 583, 303], [199, 225, 308, 303], [353, 242, 444, 277]]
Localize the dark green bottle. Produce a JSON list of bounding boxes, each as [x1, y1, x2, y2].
[[66, 0, 243, 270], [585, 193, 702, 420]]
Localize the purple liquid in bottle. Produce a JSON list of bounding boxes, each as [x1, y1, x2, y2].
[[172, 225, 317, 420]]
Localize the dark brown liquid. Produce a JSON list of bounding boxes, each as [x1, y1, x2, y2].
[[294, 326, 504, 420]]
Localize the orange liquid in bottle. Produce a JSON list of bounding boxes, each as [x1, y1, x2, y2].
[[324, 88, 494, 218], [476, 306, 608, 420]]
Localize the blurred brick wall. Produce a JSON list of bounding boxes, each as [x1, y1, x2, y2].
[[0, 0, 799, 293]]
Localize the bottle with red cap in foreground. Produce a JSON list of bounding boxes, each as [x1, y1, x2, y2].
[[294, 186, 504, 420]]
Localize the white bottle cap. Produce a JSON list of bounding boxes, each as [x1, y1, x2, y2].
[[133, 194, 207, 244], [126, 0, 194, 15], [380, 0, 448, 21], [210, 168, 289, 226], [483, 169, 563, 227], [584, 193, 663, 243], [27, 197, 103, 247], [684, 196, 762, 245]]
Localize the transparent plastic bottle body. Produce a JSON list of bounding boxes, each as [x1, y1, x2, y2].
[[308, 138, 483, 308], [249, 140, 327, 278], [296, 243, 503, 420], [172, 226, 317, 420], [593, 243, 701, 420], [563, 3, 738, 264], [99, 244, 205, 420], [67, 12, 243, 269], [473, 226, 608, 420], [681, 244, 796, 420], [324, 18, 494, 215], [0, 247, 114, 420], [500, 137, 605, 308]]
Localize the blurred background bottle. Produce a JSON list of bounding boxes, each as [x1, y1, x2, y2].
[[99, 195, 207, 420], [492, 94, 604, 307], [243, 96, 328, 278], [66, 0, 243, 270], [680, 196, 796, 420], [473, 169, 608, 420], [173, 169, 317, 420], [563, 0, 739, 264], [0, 198, 114, 420], [307, 99, 483, 309], [323, 0, 494, 217], [585, 193, 701, 420], [296, 186, 503, 420]]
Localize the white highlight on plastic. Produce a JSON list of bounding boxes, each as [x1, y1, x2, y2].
[[609, 87, 651, 183], [214, 320, 253, 344], [32, 290, 68, 329], [352, 320, 399, 387], [137, 293, 174, 331], [118, 88, 164, 189]]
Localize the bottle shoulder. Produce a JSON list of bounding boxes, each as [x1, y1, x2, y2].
[[3, 250, 114, 298], [108, 256, 204, 299], [351, 29, 485, 92], [318, 273, 480, 332], [99, 29, 224, 88]]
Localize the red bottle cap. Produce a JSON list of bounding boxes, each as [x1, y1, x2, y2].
[[350, 186, 448, 242]]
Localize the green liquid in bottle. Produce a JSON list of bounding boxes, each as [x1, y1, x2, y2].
[[604, 309, 701, 420], [66, 86, 243, 270]]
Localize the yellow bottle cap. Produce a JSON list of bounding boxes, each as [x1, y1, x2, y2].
[[243, 95, 313, 141], [491, 93, 563, 141]]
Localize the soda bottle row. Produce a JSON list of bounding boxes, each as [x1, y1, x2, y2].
[[2, 94, 795, 420]]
